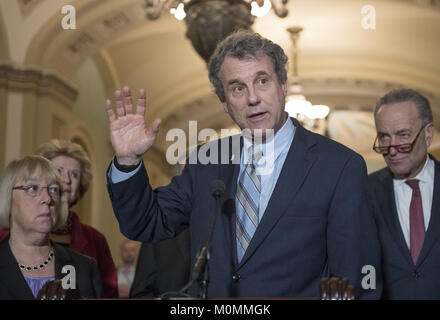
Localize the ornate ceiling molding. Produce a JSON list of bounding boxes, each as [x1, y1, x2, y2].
[[0, 61, 78, 102], [23, 0, 147, 79], [299, 76, 439, 110], [385, 0, 440, 10], [167, 76, 440, 133]]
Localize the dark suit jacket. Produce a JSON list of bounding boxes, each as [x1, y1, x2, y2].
[[0, 212, 118, 298], [368, 156, 440, 299], [107, 118, 382, 298], [0, 237, 103, 299], [130, 228, 191, 298]]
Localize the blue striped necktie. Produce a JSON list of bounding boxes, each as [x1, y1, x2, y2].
[[236, 146, 262, 262]]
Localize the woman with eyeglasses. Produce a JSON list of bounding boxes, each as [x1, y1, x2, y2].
[[35, 140, 119, 298], [0, 140, 118, 297], [0, 155, 103, 299]]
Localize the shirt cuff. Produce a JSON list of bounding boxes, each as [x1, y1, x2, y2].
[[109, 158, 142, 184]]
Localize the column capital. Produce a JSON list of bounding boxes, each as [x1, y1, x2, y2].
[[0, 61, 78, 103]]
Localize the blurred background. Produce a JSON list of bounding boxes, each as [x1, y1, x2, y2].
[[1, 0, 439, 264]]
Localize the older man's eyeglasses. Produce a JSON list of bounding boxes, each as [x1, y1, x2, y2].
[[13, 184, 61, 200], [372, 125, 426, 155]]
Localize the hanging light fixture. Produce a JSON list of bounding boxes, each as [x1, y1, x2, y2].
[[284, 26, 330, 125], [145, 0, 288, 20], [145, 0, 289, 62]]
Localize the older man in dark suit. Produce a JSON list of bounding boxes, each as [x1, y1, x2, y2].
[[369, 88, 440, 299], [105, 31, 381, 299]]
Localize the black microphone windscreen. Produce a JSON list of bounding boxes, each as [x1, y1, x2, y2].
[[210, 179, 226, 198], [222, 199, 235, 217]]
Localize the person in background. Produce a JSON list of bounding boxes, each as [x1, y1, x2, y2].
[[130, 159, 191, 298], [129, 228, 190, 298], [0, 155, 102, 299], [117, 239, 139, 298], [36, 139, 118, 298], [369, 88, 440, 299]]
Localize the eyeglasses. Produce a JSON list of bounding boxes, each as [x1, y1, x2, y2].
[[372, 125, 426, 155], [13, 184, 61, 200]]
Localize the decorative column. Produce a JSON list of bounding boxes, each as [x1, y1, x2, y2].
[[0, 62, 78, 167]]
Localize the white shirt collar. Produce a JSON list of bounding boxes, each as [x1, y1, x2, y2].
[[393, 155, 435, 186], [242, 117, 295, 166]]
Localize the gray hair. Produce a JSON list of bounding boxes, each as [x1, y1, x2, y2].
[[374, 89, 433, 126], [208, 30, 288, 102]]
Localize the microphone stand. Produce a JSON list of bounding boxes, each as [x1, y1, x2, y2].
[[196, 195, 221, 298], [165, 180, 224, 299]]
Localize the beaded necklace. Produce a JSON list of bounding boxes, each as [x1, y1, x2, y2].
[[18, 247, 54, 272]]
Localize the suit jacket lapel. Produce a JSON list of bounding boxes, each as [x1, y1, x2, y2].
[[53, 243, 73, 279], [219, 135, 242, 268], [0, 238, 35, 299], [377, 169, 414, 266], [238, 119, 317, 268], [416, 158, 440, 266]]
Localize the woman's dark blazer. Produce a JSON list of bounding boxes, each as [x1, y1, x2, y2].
[[0, 236, 103, 299]]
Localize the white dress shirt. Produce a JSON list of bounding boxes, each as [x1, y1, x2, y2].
[[393, 156, 434, 248], [240, 118, 295, 220], [117, 265, 136, 286]]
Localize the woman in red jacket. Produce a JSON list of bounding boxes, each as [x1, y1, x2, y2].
[[35, 139, 118, 298]]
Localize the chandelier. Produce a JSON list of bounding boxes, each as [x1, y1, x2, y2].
[[145, 0, 289, 62], [284, 26, 330, 131]]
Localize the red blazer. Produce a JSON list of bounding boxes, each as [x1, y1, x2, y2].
[[0, 212, 118, 298], [0, 231, 8, 242], [68, 212, 119, 298]]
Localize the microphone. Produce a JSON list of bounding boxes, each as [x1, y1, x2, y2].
[[160, 180, 226, 300], [210, 179, 225, 199], [191, 180, 225, 279], [222, 198, 235, 218], [183, 179, 225, 298]]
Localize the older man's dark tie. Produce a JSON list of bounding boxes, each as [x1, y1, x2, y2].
[[405, 179, 425, 264]]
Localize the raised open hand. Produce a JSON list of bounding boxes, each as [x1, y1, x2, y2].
[[105, 86, 161, 165]]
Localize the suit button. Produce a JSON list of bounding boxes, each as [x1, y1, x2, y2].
[[232, 273, 241, 283], [413, 271, 420, 278]]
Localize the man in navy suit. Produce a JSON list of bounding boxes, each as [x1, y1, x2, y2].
[[369, 89, 440, 299], [105, 31, 381, 298]]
